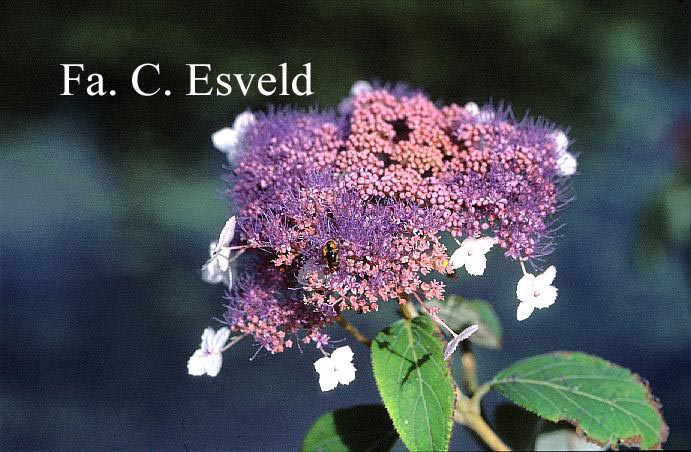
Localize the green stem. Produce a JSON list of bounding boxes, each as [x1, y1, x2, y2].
[[455, 383, 510, 451]]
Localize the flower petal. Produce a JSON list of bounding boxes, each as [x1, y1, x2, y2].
[[536, 265, 557, 287], [211, 327, 231, 353], [201, 258, 225, 284], [330, 346, 354, 364], [557, 152, 577, 176], [443, 325, 479, 360], [335, 363, 356, 386], [217, 217, 236, 248], [187, 350, 207, 376], [553, 129, 569, 154], [473, 236, 496, 254], [318, 373, 339, 392], [464, 102, 480, 116], [459, 324, 480, 341], [201, 327, 216, 349], [232, 110, 255, 130], [516, 301, 535, 321], [217, 249, 231, 272], [464, 254, 487, 276], [448, 247, 467, 270], [204, 353, 223, 377], [314, 356, 335, 375], [444, 334, 464, 361], [211, 127, 239, 153], [534, 286, 558, 309], [516, 273, 536, 303], [350, 80, 372, 96]]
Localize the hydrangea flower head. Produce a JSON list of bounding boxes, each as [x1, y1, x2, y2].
[[204, 83, 576, 354]]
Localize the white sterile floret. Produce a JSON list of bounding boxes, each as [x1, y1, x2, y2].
[[216, 216, 236, 250], [211, 110, 255, 162], [449, 236, 497, 276], [464, 102, 480, 117], [557, 152, 578, 176], [202, 217, 236, 288], [201, 241, 232, 286], [350, 80, 373, 96], [516, 265, 558, 321], [187, 327, 231, 377], [552, 129, 569, 155], [313, 346, 357, 392], [551, 129, 578, 176]]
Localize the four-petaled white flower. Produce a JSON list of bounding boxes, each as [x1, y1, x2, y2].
[[211, 110, 255, 163], [202, 217, 236, 288], [449, 236, 497, 276], [313, 346, 357, 392], [551, 129, 578, 176], [187, 327, 231, 377], [516, 265, 558, 321]]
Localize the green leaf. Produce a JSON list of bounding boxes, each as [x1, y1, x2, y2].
[[301, 405, 397, 452], [371, 316, 456, 451], [435, 295, 502, 348], [491, 352, 669, 449]]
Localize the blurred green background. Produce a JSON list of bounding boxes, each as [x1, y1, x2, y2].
[[1, 1, 689, 450]]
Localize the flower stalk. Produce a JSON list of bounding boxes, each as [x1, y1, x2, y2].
[[399, 300, 419, 320], [334, 314, 371, 348], [455, 385, 511, 451]]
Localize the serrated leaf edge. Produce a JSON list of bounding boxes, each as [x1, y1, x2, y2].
[[490, 351, 669, 450]]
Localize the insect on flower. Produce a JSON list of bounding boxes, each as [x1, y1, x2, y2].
[[322, 239, 340, 270]]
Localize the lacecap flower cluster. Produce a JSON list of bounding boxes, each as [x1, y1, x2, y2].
[[204, 81, 577, 357]]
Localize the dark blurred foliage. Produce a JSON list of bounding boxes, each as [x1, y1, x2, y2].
[[637, 118, 690, 276], [1, 1, 689, 450]]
